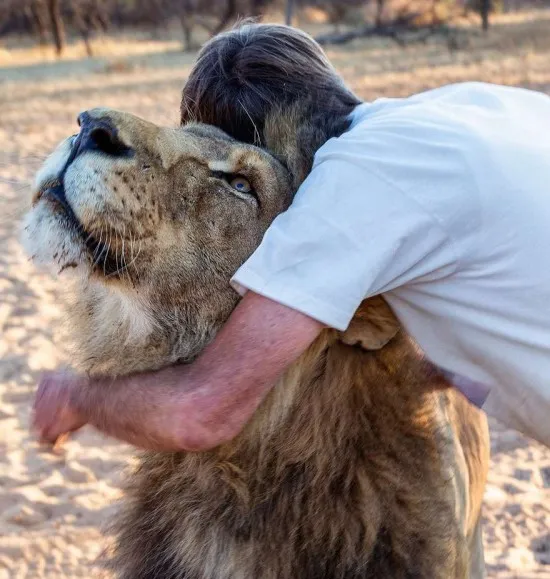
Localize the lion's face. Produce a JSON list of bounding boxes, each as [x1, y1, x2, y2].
[[24, 108, 291, 286], [22, 109, 292, 371]]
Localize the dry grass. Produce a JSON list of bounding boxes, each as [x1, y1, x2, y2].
[[1, 9, 550, 579]]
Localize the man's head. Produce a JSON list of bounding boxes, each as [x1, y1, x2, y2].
[[180, 23, 361, 147]]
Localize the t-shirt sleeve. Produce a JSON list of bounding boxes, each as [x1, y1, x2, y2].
[[231, 158, 458, 331]]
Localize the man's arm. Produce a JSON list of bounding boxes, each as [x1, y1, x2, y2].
[[33, 291, 323, 452]]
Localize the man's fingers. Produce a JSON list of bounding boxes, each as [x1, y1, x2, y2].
[[32, 370, 86, 448], [53, 433, 70, 452], [39, 423, 65, 446], [32, 388, 60, 444], [36, 412, 84, 446]]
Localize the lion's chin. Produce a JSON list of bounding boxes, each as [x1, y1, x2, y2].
[[22, 189, 127, 279], [21, 199, 88, 277]]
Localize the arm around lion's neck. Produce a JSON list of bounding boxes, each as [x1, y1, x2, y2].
[[69, 291, 324, 451]]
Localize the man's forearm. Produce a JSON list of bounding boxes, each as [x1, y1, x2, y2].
[[71, 366, 207, 451], [71, 363, 277, 451], [71, 292, 323, 451]]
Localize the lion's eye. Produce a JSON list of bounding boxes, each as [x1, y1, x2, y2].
[[230, 177, 252, 194]]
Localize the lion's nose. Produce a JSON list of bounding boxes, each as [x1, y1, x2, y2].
[[76, 111, 133, 158]]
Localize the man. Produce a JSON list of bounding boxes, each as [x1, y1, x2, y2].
[[34, 24, 550, 450]]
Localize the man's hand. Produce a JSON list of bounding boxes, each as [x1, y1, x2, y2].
[[33, 371, 87, 445]]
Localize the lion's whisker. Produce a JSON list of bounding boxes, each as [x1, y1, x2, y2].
[[133, 240, 142, 275], [92, 228, 103, 264], [122, 238, 142, 275], [0, 177, 29, 184], [114, 231, 120, 274], [0, 179, 32, 192], [0, 155, 47, 165], [83, 231, 95, 246], [121, 225, 133, 285], [105, 229, 132, 279], [103, 231, 113, 276], [128, 231, 136, 272], [92, 227, 106, 268]]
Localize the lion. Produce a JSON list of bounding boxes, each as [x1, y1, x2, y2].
[[23, 105, 489, 579]]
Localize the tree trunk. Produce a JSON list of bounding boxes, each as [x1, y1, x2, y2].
[[375, 0, 384, 28], [95, 0, 110, 31], [46, 0, 65, 55], [180, 15, 194, 52], [30, 0, 49, 46], [250, 0, 270, 18], [480, 0, 490, 30], [82, 30, 93, 57], [72, 4, 94, 58], [285, 0, 295, 26], [211, 0, 237, 36]]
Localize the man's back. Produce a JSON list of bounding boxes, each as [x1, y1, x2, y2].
[[234, 82, 550, 443]]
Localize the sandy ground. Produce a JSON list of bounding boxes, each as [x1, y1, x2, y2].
[[1, 11, 550, 578]]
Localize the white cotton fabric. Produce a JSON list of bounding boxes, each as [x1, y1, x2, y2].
[[232, 82, 550, 445]]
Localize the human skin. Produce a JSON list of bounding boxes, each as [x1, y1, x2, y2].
[[33, 291, 323, 451]]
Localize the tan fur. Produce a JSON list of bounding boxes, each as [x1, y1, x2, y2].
[[341, 295, 400, 350], [24, 108, 489, 578]]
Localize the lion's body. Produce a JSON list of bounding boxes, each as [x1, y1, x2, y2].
[[24, 107, 489, 578], [110, 331, 488, 579]]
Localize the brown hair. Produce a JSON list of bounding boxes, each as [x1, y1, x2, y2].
[[180, 23, 361, 146]]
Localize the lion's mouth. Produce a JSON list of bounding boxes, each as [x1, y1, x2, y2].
[[38, 182, 123, 277]]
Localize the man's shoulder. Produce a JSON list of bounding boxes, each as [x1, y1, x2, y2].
[[319, 82, 550, 170], [315, 90, 474, 173], [351, 82, 548, 124]]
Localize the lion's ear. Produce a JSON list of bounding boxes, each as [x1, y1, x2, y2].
[[339, 296, 400, 351]]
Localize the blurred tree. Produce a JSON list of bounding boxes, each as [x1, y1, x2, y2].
[[70, 0, 110, 56], [466, 0, 500, 29], [375, 0, 385, 27], [211, 0, 238, 35], [27, 0, 49, 46], [46, 0, 65, 54], [480, 0, 490, 29], [298, 0, 368, 26], [285, 0, 295, 25], [250, 0, 274, 17], [179, 0, 197, 51], [3, 0, 542, 54]]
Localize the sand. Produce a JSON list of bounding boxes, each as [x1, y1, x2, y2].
[[1, 12, 550, 578]]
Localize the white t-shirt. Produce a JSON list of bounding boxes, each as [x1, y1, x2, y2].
[[232, 82, 550, 446]]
